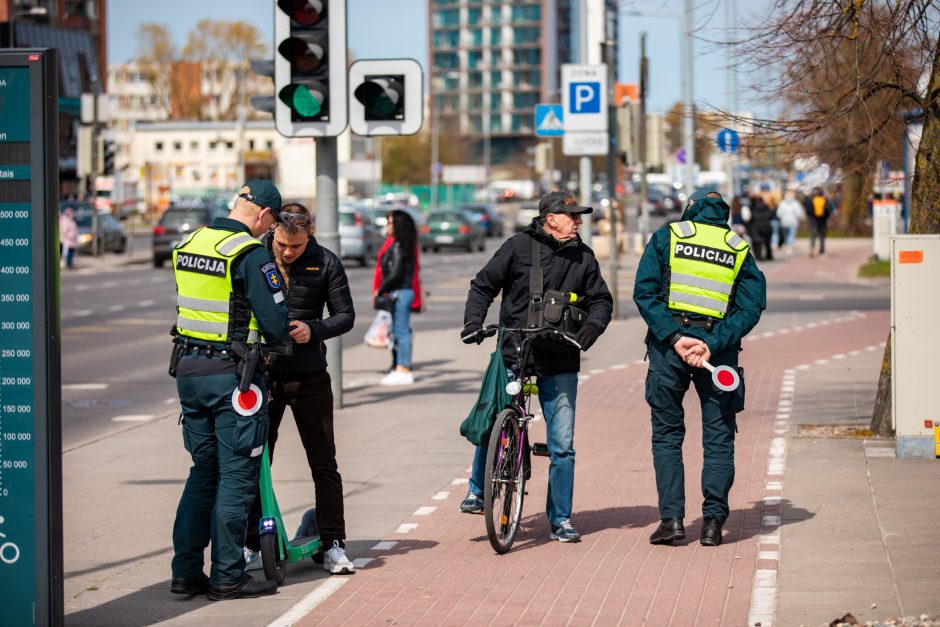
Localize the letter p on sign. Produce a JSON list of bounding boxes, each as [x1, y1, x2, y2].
[[570, 82, 600, 113]]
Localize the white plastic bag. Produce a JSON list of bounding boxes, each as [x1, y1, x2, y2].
[[364, 311, 392, 348]]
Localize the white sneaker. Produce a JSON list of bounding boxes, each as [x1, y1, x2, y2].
[[380, 369, 414, 386], [244, 547, 263, 571], [323, 540, 356, 575]]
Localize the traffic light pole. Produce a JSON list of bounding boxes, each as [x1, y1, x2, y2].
[[603, 37, 619, 319], [316, 137, 343, 409], [638, 33, 650, 243]]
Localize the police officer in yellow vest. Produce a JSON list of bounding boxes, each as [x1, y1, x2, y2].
[[634, 188, 766, 547], [169, 180, 291, 600]]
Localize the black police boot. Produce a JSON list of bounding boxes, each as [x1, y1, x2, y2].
[[700, 518, 723, 546], [207, 576, 278, 601], [170, 572, 210, 595], [649, 517, 685, 545]]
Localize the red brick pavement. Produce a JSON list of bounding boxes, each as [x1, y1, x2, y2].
[[296, 242, 888, 626]]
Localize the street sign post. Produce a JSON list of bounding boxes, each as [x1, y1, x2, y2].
[[0, 48, 63, 626], [534, 104, 564, 137]]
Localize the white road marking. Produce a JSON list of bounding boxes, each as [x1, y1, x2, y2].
[[111, 415, 154, 422], [138, 299, 156, 307], [395, 523, 419, 533], [451, 477, 469, 485], [352, 557, 373, 568], [68, 309, 94, 318], [267, 577, 349, 627], [431, 491, 450, 500], [763, 516, 781, 526], [164, 398, 177, 404], [747, 569, 778, 627], [63, 383, 108, 391], [108, 304, 126, 312], [370, 541, 398, 551], [758, 551, 780, 561], [413, 506, 436, 516], [611, 364, 626, 370]]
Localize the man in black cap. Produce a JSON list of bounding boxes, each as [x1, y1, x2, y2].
[[169, 180, 291, 600], [458, 191, 613, 543]]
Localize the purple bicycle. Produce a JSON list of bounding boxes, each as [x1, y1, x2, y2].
[[468, 324, 581, 553]]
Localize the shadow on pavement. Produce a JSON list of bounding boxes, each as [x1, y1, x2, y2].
[[65, 546, 174, 579]]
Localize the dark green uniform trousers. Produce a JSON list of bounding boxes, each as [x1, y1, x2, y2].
[[171, 361, 269, 587], [645, 337, 742, 523]]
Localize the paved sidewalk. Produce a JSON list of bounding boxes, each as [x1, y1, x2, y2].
[[62, 238, 940, 626]]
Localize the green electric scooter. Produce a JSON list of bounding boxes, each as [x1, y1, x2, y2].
[[257, 444, 321, 585]]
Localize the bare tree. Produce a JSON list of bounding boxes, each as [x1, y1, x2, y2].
[[728, 0, 940, 434], [183, 20, 267, 121], [135, 23, 177, 117]]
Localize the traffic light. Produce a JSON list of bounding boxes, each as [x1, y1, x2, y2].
[[616, 102, 637, 166], [354, 75, 403, 121], [348, 59, 423, 136], [102, 139, 116, 176], [274, 0, 347, 137]]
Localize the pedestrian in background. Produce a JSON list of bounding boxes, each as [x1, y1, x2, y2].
[[748, 194, 774, 261], [775, 190, 805, 259], [245, 202, 357, 575], [459, 191, 613, 543], [634, 188, 766, 547], [804, 187, 835, 257], [59, 206, 78, 269], [169, 180, 289, 600], [373, 209, 421, 386]]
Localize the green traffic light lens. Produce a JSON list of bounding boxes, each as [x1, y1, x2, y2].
[[291, 85, 322, 118]]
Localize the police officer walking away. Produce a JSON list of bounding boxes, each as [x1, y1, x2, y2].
[[633, 188, 766, 547], [245, 202, 358, 575], [169, 180, 290, 600]]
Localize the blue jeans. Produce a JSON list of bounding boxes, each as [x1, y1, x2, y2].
[[390, 288, 414, 368], [470, 371, 578, 526]]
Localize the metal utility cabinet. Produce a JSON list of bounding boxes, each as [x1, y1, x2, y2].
[[891, 235, 940, 459]]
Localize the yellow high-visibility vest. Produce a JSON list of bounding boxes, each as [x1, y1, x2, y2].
[[172, 226, 261, 343], [667, 220, 748, 319]]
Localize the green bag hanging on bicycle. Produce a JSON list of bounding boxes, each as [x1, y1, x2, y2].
[[460, 331, 511, 446]]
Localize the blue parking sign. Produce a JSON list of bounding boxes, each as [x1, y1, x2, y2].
[[569, 82, 601, 114]]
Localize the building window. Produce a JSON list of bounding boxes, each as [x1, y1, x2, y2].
[[467, 29, 483, 47], [433, 52, 459, 70], [513, 27, 541, 45], [266, 140, 273, 150], [511, 5, 540, 23], [468, 72, 483, 88], [491, 93, 502, 110], [512, 49, 540, 66], [173, 141, 182, 152], [209, 141, 218, 151], [468, 94, 483, 110], [513, 92, 539, 109], [467, 51, 483, 69], [489, 27, 501, 45], [190, 140, 199, 151], [511, 115, 530, 132], [154, 141, 164, 152], [433, 30, 459, 49], [513, 69, 541, 87], [490, 71, 503, 87], [225, 141, 234, 150], [467, 8, 481, 23], [489, 114, 502, 133], [432, 9, 459, 27], [248, 139, 255, 150]]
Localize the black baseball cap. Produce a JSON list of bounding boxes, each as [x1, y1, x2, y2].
[[238, 180, 283, 219], [537, 191, 594, 218]]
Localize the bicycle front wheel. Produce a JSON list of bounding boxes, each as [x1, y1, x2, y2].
[[484, 408, 526, 553]]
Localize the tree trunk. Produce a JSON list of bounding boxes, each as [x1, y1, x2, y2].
[[870, 335, 894, 436], [870, 39, 940, 433]]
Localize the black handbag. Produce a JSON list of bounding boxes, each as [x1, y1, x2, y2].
[[374, 293, 396, 312], [526, 238, 587, 335]]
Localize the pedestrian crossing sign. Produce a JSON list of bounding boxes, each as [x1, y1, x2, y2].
[[535, 104, 564, 137]]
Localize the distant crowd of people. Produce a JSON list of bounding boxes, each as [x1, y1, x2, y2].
[[729, 187, 836, 260]]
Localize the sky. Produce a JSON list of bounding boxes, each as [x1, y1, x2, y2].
[[108, 0, 774, 116]]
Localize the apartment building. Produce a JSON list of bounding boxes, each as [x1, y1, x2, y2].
[[428, 0, 617, 177]]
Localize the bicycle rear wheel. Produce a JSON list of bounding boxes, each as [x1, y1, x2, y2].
[[484, 408, 526, 553]]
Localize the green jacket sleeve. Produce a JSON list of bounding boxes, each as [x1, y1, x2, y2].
[[706, 253, 766, 354], [233, 245, 290, 344], [632, 228, 682, 343]]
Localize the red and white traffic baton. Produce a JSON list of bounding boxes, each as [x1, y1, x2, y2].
[[701, 359, 740, 392]]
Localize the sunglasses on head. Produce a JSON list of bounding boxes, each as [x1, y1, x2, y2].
[[278, 212, 310, 227]]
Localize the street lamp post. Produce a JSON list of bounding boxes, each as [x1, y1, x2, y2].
[[9, 6, 48, 47]]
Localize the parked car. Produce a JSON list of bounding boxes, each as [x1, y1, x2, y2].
[[420, 209, 486, 253], [339, 204, 383, 266], [73, 209, 127, 255], [513, 201, 541, 232], [151, 204, 227, 267], [460, 204, 505, 238]]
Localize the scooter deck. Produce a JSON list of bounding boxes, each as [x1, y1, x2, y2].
[[289, 534, 319, 548]]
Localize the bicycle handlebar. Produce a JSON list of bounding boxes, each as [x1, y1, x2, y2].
[[466, 324, 582, 351]]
